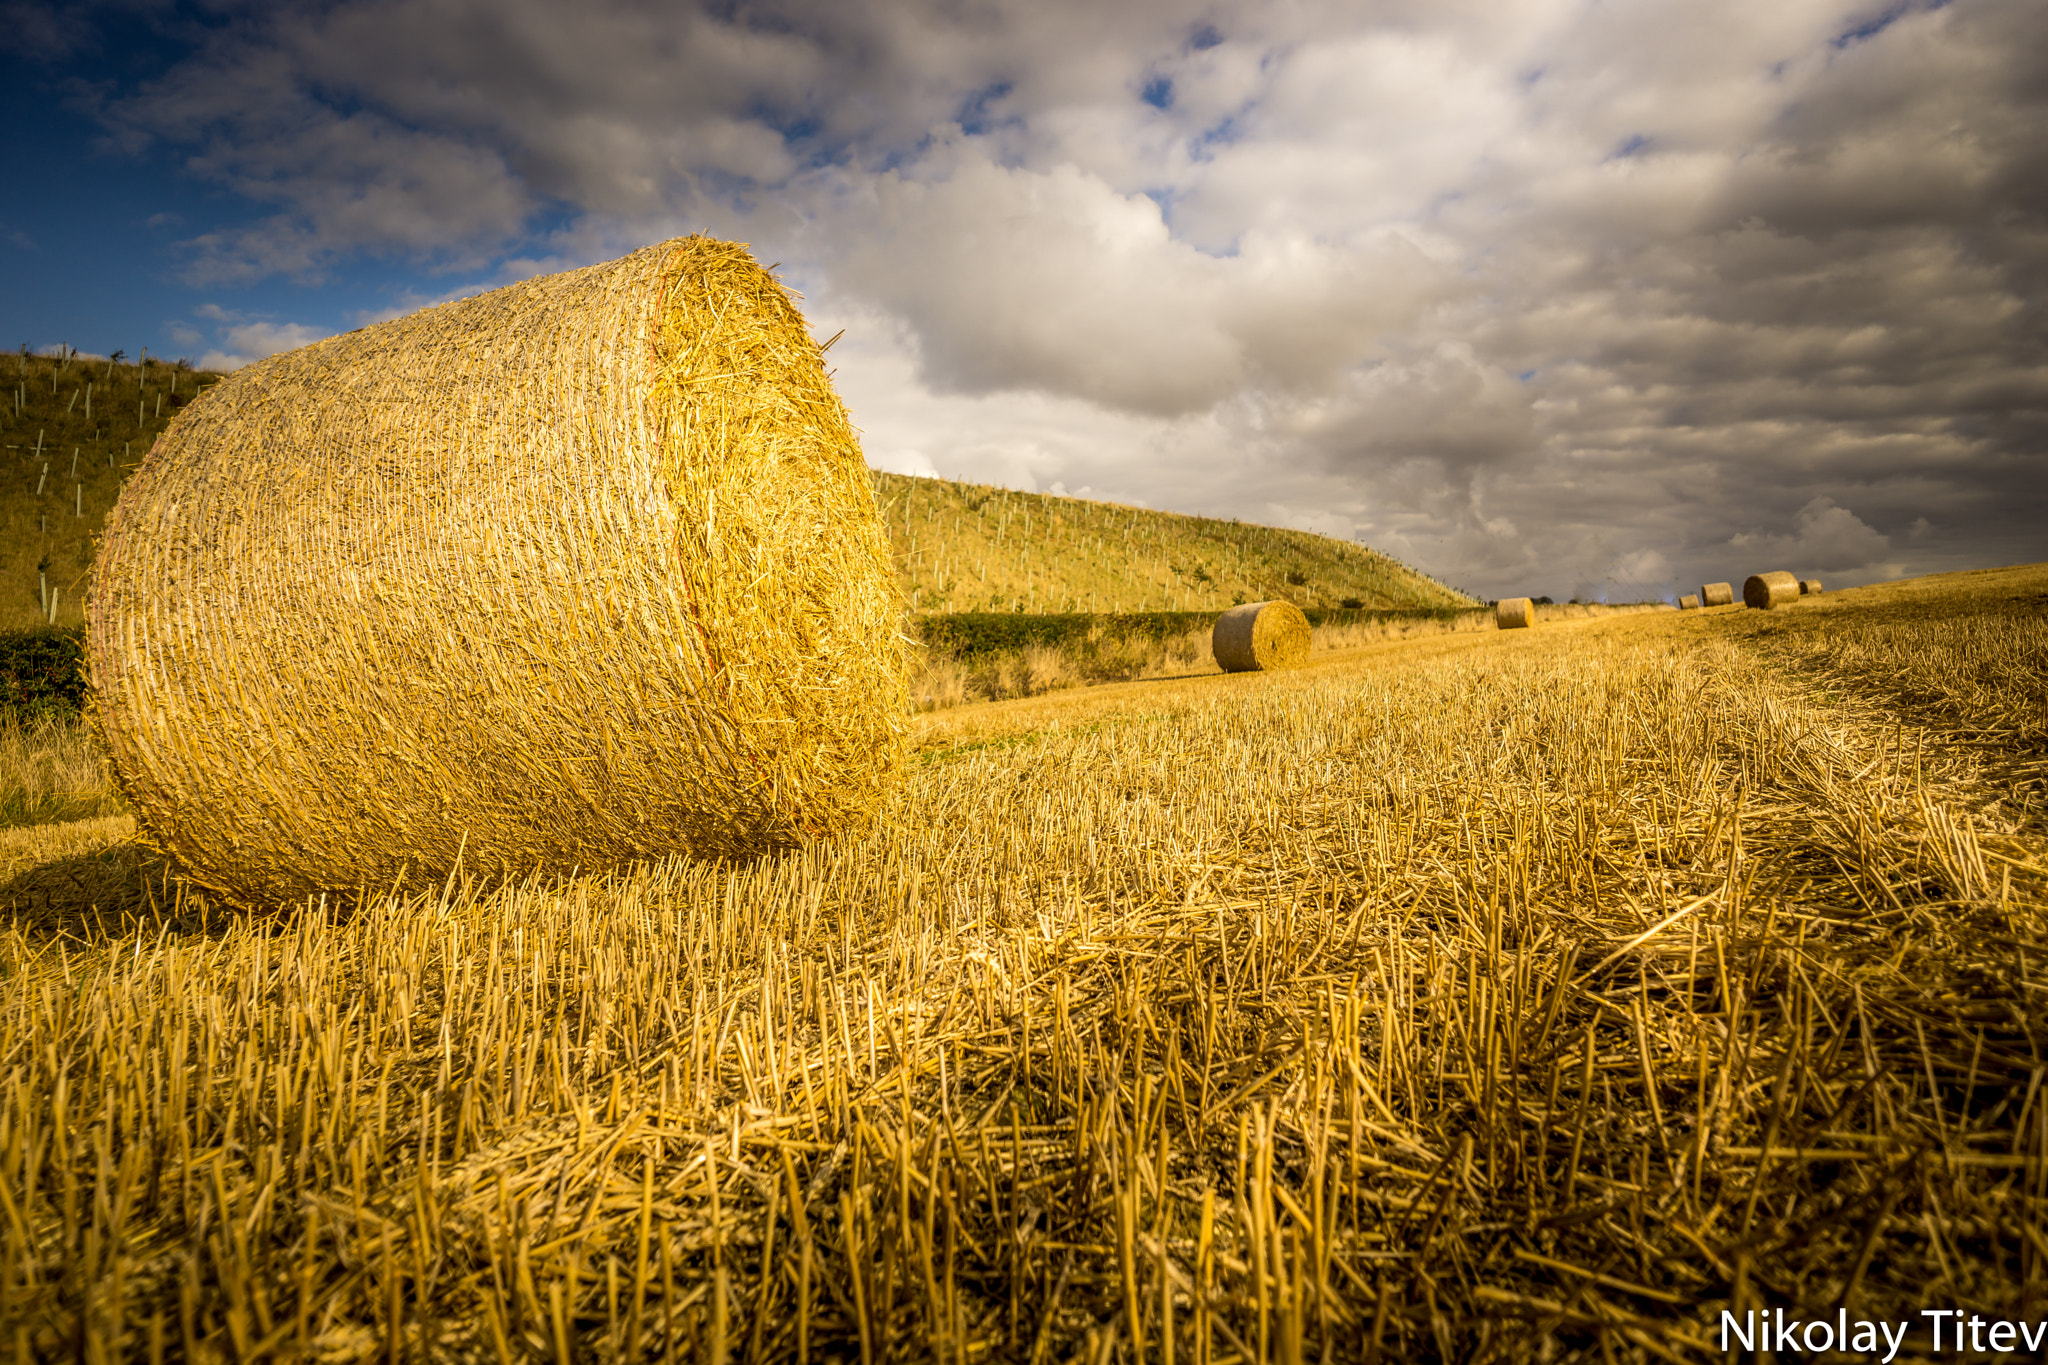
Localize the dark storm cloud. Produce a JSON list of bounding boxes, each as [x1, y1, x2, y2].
[[32, 0, 2046, 596]]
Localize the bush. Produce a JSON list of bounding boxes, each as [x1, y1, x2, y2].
[[914, 612, 1223, 661], [913, 607, 1471, 662], [0, 628, 88, 722]]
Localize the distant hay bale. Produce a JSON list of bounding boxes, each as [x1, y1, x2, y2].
[[1212, 601, 1311, 672], [1701, 582, 1735, 607], [87, 236, 908, 904], [1679, 594, 1701, 610], [1801, 579, 1823, 595], [1743, 571, 1801, 610], [1496, 597, 1534, 630]]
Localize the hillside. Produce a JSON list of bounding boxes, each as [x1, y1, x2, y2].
[[2, 350, 224, 631], [1, 351, 1473, 629], [873, 471, 1474, 612]]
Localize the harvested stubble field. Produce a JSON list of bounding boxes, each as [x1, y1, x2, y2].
[[2, 564, 2046, 1362]]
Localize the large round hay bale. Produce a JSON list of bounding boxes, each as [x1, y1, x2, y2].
[[1800, 578, 1823, 595], [88, 236, 907, 903], [1743, 571, 1801, 610], [1679, 594, 1701, 610], [1212, 601, 1311, 672], [1496, 597, 1535, 630], [1701, 582, 1734, 607]]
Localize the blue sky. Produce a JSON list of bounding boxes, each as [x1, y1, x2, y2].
[[0, 32, 441, 364], [4, 0, 2043, 601]]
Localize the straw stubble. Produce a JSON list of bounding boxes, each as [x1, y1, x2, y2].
[[88, 235, 908, 903], [8, 573, 2046, 1362]]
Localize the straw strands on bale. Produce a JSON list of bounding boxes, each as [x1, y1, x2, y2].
[[1701, 582, 1735, 607], [88, 235, 908, 904], [1679, 594, 1701, 610], [1496, 596, 1534, 630], [1744, 570, 1801, 610], [1211, 599, 1311, 672], [1802, 578, 1824, 595]]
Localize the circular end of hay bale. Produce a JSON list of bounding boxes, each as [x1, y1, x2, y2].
[[1212, 601, 1311, 672], [1495, 597, 1535, 630], [1743, 571, 1801, 610], [1679, 594, 1701, 610], [87, 235, 909, 904], [1800, 579, 1823, 595], [1700, 582, 1735, 607]]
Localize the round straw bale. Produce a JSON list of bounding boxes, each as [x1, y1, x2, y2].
[[1212, 601, 1311, 672], [1800, 578, 1823, 595], [1743, 571, 1801, 610], [1495, 597, 1535, 630], [1679, 594, 1700, 610], [88, 235, 907, 904], [1700, 582, 1734, 607]]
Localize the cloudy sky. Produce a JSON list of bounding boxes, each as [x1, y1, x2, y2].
[[4, 0, 2043, 600]]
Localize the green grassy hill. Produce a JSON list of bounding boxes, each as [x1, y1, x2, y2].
[[873, 471, 1474, 612], [1, 350, 1473, 630], [2, 350, 225, 631]]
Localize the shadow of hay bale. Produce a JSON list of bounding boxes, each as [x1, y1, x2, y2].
[[0, 814, 286, 947], [0, 819, 173, 943]]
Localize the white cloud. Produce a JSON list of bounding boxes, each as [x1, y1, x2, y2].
[[1727, 496, 1894, 575], [870, 448, 942, 480], [1609, 549, 1672, 585], [188, 313, 333, 371], [54, 0, 2048, 593]]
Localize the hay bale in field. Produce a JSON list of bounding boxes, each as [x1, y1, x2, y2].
[[87, 235, 907, 904], [1212, 601, 1311, 672], [1679, 594, 1701, 610], [1496, 597, 1535, 630], [1701, 582, 1734, 607], [1801, 578, 1823, 595], [1743, 571, 1801, 610]]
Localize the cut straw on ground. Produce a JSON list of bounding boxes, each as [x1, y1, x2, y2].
[[1, 565, 2044, 1360]]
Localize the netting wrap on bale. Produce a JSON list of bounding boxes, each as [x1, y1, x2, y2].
[[1744, 571, 1801, 610], [1212, 601, 1310, 672], [1679, 594, 1701, 611], [88, 236, 908, 903], [1701, 582, 1735, 607], [1496, 597, 1534, 630]]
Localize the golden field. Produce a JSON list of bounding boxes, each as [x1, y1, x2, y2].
[[2, 564, 2045, 1361]]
